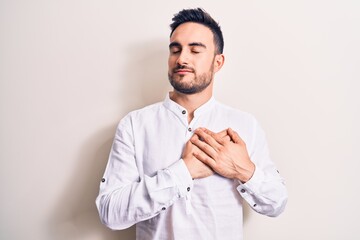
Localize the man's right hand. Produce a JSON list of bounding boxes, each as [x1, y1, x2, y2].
[[182, 129, 231, 179], [182, 138, 214, 179]]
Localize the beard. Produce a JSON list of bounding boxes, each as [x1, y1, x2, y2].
[[168, 62, 215, 95]]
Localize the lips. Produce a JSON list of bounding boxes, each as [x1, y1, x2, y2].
[[175, 70, 193, 74], [174, 68, 194, 74]]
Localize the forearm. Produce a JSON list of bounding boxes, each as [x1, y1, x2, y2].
[[96, 160, 193, 230]]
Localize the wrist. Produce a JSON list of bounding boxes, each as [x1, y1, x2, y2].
[[236, 162, 255, 183]]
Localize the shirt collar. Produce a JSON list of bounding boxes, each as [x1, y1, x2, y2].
[[163, 92, 216, 118]]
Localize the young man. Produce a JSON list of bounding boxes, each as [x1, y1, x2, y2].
[[96, 8, 287, 240]]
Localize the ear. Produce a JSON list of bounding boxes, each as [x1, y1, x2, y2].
[[213, 54, 225, 73]]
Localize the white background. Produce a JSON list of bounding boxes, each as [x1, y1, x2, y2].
[[1, 0, 359, 239]]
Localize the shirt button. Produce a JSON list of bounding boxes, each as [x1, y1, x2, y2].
[[162, 207, 166, 211], [182, 110, 186, 114], [101, 178, 106, 183], [253, 204, 257, 207], [240, 189, 246, 193], [187, 187, 191, 192], [188, 128, 192, 132]]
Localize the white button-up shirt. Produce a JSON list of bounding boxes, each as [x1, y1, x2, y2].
[[96, 94, 287, 240]]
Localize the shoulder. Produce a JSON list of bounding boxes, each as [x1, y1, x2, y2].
[[118, 101, 164, 126], [214, 102, 265, 148], [214, 101, 257, 124], [128, 101, 163, 118]]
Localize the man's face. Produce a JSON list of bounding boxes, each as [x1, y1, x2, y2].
[[168, 22, 218, 94]]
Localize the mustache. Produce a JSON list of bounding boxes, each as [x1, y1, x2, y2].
[[173, 65, 195, 73]]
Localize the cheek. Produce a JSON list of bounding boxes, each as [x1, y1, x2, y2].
[[168, 56, 176, 68], [198, 59, 214, 72]]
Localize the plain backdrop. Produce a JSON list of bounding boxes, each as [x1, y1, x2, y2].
[[1, 0, 359, 239]]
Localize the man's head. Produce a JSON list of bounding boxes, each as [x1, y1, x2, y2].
[[170, 8, 224, 55], [168, 8, 225, 95]]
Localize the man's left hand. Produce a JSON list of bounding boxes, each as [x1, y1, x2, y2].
[[190, 128, 255, 183]]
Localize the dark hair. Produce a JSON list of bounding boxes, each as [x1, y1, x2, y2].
[[170, 8, 224, 54]]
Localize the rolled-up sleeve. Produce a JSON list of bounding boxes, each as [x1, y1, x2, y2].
[[237, 118, 288, 217], [95, 115, 193, 230]]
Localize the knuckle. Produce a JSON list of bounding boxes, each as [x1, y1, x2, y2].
[[218, 146, 225, 152]]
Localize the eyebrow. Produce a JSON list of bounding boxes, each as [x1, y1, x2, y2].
[[189, 42, 207, 48], [169, 42, 207, 49], [169, 42, 181, 49]]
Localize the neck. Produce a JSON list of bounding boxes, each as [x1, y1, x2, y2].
[[169, 87, 213, 123]]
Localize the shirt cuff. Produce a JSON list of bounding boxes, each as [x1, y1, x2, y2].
[[167, 159, 194, 198], [237, 164, 265, 195]]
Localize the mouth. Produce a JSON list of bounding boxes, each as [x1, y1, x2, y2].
[[174, 69, 194, 74]]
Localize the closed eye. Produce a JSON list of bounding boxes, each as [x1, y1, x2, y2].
[[189, 42, 206, 53], [190, 45, 204, 54], [169, 42, 182, 54]]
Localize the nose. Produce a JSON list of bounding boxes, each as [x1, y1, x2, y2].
[[176, 51, 189, 65]]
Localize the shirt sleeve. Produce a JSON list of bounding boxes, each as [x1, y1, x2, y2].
[[236, 117, 288, 217], [95, 115, 193, 230]]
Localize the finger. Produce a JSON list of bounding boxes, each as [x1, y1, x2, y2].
[[227, 128, 243, 144], [206, 128, 228, 139], [193, 150, 216, 168], [195, 129, 223, 151], [191, 132, 219, 158], [190, 133, 200, 141], [223, 135, 231, 142], [201, 128, 227, 145], [204, 128, 230, 145]]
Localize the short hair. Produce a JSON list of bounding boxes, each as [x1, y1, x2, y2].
[[170, 8, 224, 54]]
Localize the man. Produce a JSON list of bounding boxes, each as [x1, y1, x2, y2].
[[96, 8, 287, 240]]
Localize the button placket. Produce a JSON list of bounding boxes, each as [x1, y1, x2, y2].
[[185, 125, 194, 137], [181, 109, 191, 133]]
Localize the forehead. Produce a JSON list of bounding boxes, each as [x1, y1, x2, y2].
[[170, 22, 215, 49]]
